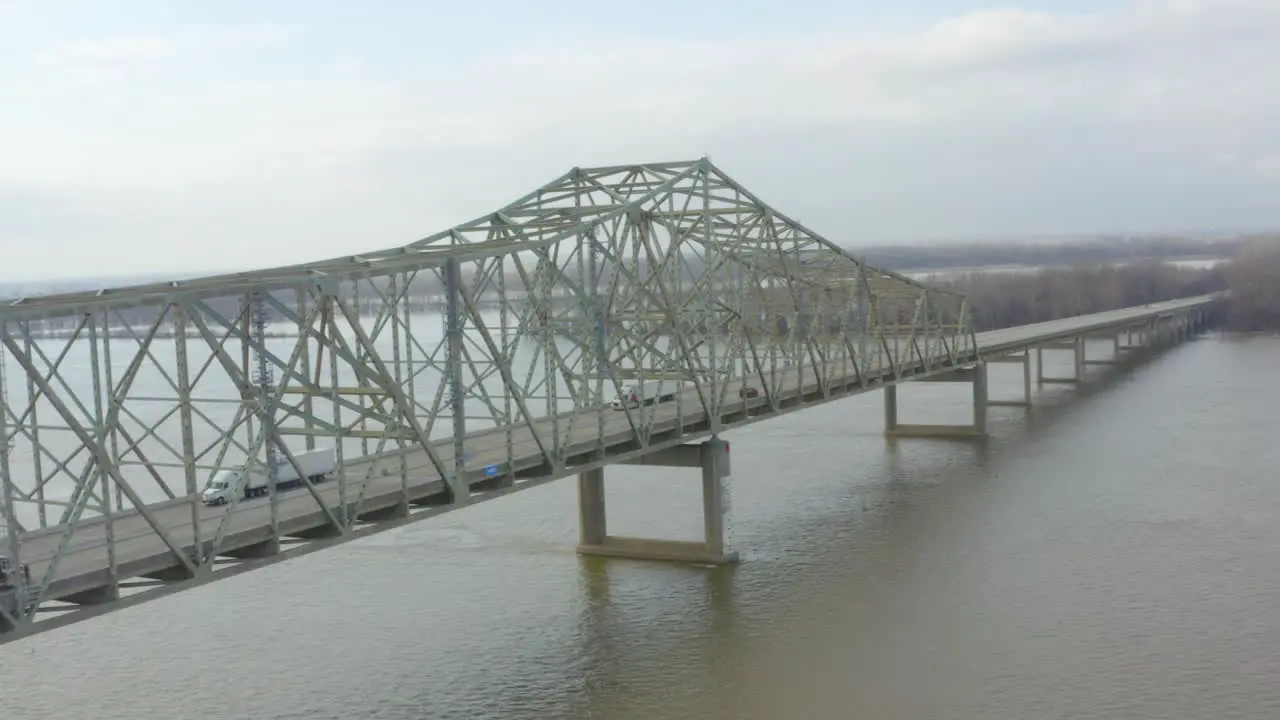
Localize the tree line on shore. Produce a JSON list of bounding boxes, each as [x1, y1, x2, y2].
[[850, 234, 1261, 272], [930, 240, 1280, 333]]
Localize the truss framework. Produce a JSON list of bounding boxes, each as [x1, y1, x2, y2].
[[0, 158, 975, 630]]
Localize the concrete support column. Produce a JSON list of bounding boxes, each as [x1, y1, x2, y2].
[[883, 363, 988, 438], [1022, 350, 1032, 405], [883, 384, 898, 432], [701, 441, 729, 558], [972, 361, 989, 435], [578, 467, 606, 546], [576, 438, 739, 565], [1073, 335, 1085, 381]]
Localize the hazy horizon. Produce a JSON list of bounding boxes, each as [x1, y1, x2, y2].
[[0, 231, 1247, 299], [2, 221, 1271, 289]]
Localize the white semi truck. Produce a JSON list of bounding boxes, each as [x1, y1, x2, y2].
[[0, 556, 29, 624], [201, 447, 337, 506], [610, 379, 681, 410]]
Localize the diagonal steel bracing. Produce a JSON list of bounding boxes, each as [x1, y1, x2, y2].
[[0, 158, 975, 636]]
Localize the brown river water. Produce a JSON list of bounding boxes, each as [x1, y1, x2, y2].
[[1, 335, 1278, 719]]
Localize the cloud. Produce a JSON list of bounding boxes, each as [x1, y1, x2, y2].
[[2, 0, 1280, 280], [45, 35, 180, 61], [36, 24, 288, 64]]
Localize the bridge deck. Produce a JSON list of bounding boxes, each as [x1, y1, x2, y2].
[[8, 294, 1217, 608], [973, 295, 1217, 355]]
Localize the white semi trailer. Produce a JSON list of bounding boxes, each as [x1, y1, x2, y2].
[[201, 447, 337, 506], [610, 379, 681, 410], [0, 556, 29, 624]]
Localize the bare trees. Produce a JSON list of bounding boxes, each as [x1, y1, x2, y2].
[[927, 245, 1278, 333], [933, 261, 1227, 331], [1220, 241, 1280, 332]]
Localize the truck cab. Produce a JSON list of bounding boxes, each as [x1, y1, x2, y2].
[[0, 555, 30, 628], [610, 380, 679, 410], [201, 470, 241, 506], [0, 556, 29, 589], [610, 385, 640, 410]]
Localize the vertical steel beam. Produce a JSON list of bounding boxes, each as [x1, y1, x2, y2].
[[443, 257, 467, 497], [325, 294, 348, 529], [402, 276, 417, 435], [296, 288, 316, 451], [499, 260, 515, 484], [856, 266, 870, 377], [388, 275, 409, 511], [701, 166, 721, 433], [172, 303, 202, 569], [251, 291, 282, 540], [240, 294, 255, 493], [353, 281, 370, 457], [87, 313, 119, 598], [0, 320, 25, 626], [102, 315, 125, 512], [21, 324, 46, 528], [542, 252, 561, 468], [589, 234, 606, 460]]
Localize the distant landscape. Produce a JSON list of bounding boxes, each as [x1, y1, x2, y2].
[[856, 234, 1255, 273], [0, 233, 1265, 297], [2, 232, 1277, 334], [917, 235, 1280, 333]]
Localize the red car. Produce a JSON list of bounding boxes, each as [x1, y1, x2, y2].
[[739, 386, 760, 399]]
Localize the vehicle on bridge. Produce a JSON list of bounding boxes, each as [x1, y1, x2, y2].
[[201, 447, 337, 505], [610, 380, 681, 410], [0, 556, 29, 621], [0, 556, 29, 588]]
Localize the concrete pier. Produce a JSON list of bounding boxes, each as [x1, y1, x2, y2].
[[884, 362, 989, 438], [577, 437, 738, 565]]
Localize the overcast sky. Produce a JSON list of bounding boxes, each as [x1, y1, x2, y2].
[[1, 0, 1278, 282]]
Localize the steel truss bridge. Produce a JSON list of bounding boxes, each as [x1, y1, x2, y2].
[[0, 158, 1220, 644]]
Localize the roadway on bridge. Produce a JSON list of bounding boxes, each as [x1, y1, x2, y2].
[[8, 294, 1217, 607], [974, 295, 1216, 355]]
